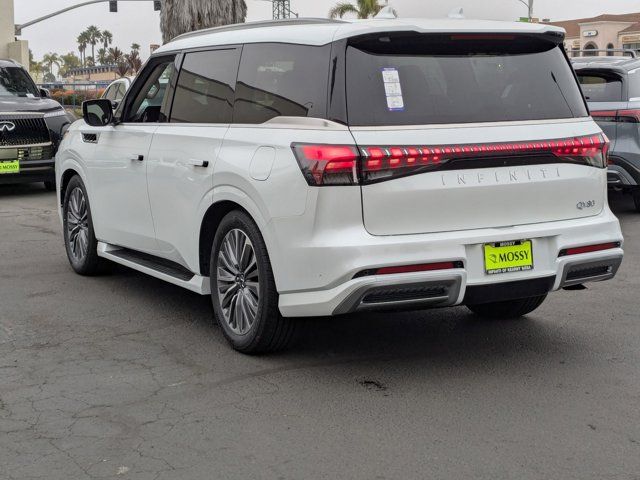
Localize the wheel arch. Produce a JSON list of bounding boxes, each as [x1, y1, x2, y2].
[[59, 168, 82, 208]]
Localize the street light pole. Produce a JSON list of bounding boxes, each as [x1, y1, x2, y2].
[[516, 0, 534, 21]]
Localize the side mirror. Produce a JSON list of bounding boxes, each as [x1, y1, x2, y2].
[[82, 99, 113, 127], [39, 88, 50, 98]]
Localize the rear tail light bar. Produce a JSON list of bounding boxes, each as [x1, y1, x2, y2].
[[558, 242, 621, 257], [592, 109, 640, 123], [292, 134, 608, 186], [354, 261, 464, 278]]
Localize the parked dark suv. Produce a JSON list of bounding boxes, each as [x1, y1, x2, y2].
[[0, 59, 71, 190], [572, 52, 640, 211]]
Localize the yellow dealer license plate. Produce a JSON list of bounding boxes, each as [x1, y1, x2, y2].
[[0, 160, 19, 174], [484, 240, 533, 275]]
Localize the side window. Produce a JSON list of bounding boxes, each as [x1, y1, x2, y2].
[[124, 57, 176, 123], [115, 82, 127, 101], [233, 43, 331, 124], [170, 48, 240, 123], [103, 85, 116, 100]]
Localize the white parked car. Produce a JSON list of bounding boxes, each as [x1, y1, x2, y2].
[[56, 18, 624, 353], [100, 76, 134, 108]]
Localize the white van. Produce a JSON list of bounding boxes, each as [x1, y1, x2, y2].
[[56, 18, 623, 353]]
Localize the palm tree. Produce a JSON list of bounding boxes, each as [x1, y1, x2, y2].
[[116, 61, 130, 78], [131, 43, 141, 53], [102, 30, 113, 49], [126, 50, 142, 74], [85, 25, 103, 63], [77, 32, 89, 65], [108, 47, 124, 65], [160, 0, 247, 43], [97, 48, 108, 65], [329, 0, 386, 19], [42, 52, 61, 76]]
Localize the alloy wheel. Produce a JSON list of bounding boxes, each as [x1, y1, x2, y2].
[[216, 229, 260, 335], [66, 187, 89, 261]]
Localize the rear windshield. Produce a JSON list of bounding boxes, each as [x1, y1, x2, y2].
[[346, 33, 588, 126], [576, 72, 624, 102]]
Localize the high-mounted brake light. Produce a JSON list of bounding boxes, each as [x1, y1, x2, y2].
[[292, 134, 608, 186]]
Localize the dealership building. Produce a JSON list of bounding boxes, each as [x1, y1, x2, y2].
[[546, 13, 640, 56]]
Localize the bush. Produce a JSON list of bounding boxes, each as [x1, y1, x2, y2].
[[51, 88, 105, 107]]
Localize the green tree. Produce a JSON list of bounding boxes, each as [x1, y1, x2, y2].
[[31, 61, 44, 82], [329, 0, 385, 19], [131, 43, 141, 53], [160, 0, 247, 43], [59, 53, 81, 77]]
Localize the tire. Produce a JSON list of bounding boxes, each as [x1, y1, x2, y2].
[[44, 180, 56, 191], [633, 190, 640, 213], [467, 294, 547, 319], [210, 211, 295, 354], [62, 175, 100, 275]]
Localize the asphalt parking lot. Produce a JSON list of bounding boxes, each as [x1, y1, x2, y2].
[[1, 183, 639, 480]]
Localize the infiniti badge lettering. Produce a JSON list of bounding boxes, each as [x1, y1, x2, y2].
[[0, 121, 16, 132]]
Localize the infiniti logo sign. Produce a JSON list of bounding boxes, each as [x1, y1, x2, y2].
[[0, 121, 16, 132]]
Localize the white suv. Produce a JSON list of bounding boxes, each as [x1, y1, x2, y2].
[[56, 18, 624, 353]]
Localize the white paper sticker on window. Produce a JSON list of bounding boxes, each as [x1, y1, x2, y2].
[[382, 67, 404, 112]]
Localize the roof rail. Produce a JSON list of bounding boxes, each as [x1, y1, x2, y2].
[[172, 18, 347, 42], [572, 48, 637, 58]]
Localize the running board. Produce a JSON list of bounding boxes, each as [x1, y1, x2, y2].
[[97, 242, 210, 295]]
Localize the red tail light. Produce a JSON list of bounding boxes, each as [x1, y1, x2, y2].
[[591, 109, 640, 123], [292, 144, 358, 186], [559, 242, 621, 257], [292, 134, 608, 186]]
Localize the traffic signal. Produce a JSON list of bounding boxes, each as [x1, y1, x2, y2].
[[109, 1, 117, 12], [154, 1, 161, 11]]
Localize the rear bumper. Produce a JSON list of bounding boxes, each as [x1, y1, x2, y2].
[[608, 155, 640, 188], [0, 158, 55, 185], [277, 210, 623, 317]]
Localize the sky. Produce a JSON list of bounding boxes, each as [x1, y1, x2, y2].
[[13, 0, 640, 61]]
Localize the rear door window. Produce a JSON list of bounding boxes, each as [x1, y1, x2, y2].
[[233, 43, 331, 124], [171, 48, 241, 123], [576, 72, 624, 102], [346, 33, 588, 126]]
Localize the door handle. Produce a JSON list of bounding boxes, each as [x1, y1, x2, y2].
[[130, 155, 144, 162], [186, 159, 209, 168]]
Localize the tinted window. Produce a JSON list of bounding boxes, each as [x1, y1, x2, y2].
[[346, 34, 588, 126], [577, 73, 623, 102], [126, 57, 176, 123], [171, 49, 240, 123], [0, 67, 39, 97], [234, 43, 330, 124]]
